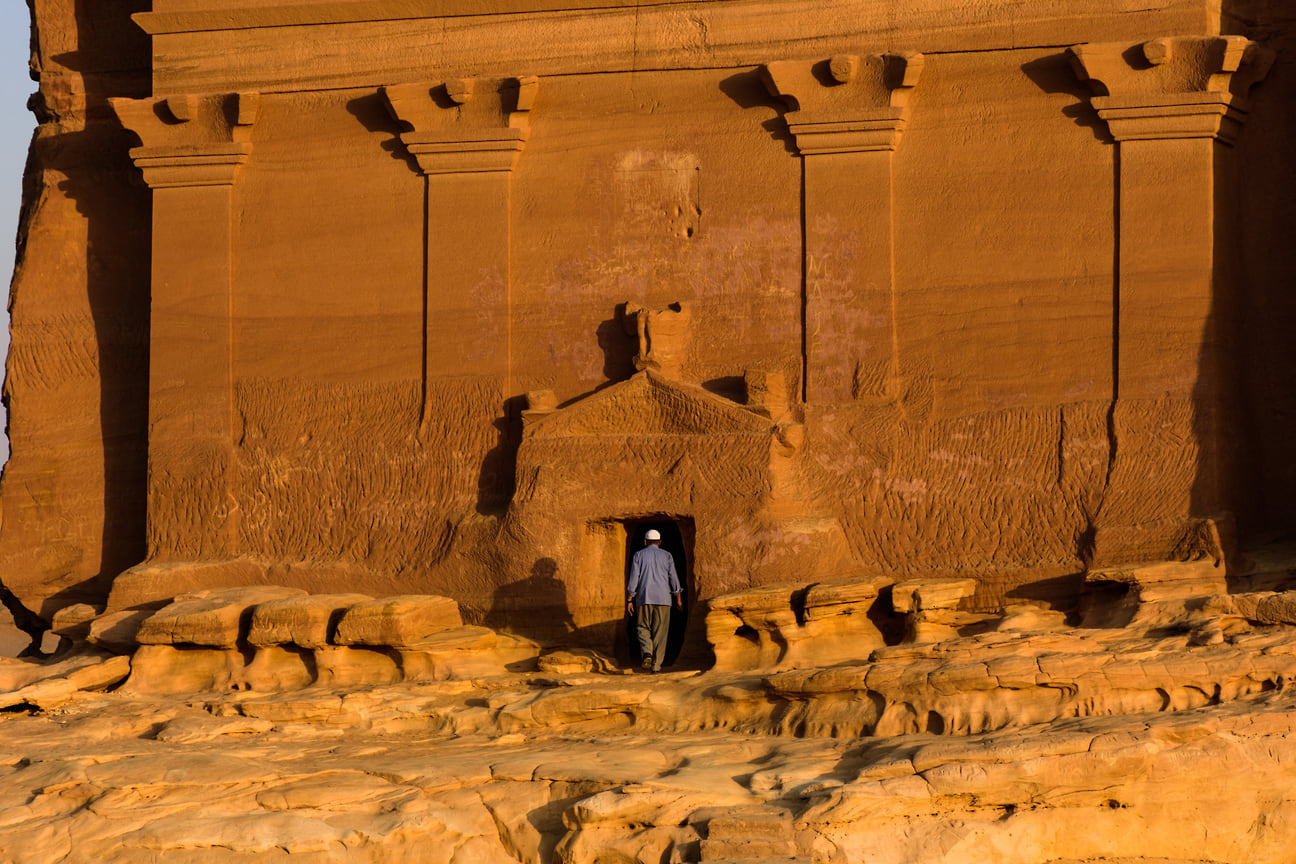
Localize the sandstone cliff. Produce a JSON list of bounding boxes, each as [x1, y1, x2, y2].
[[3, 0, 1295, 668], [2, 0, 150, 641]]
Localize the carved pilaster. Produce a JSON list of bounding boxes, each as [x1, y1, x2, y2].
[[1069, 36, 1273, 144], [1066, 37, 1272, 561], [110, 93, 259, 560], [380, 77, 538, 448], [762, 54, 922, 404]]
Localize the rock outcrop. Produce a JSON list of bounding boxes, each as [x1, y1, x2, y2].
[[3, 0, 1294, 655], [4, 557, 1296, 862], [1, 0, 151, 632], [4, 0, 1296, 859]]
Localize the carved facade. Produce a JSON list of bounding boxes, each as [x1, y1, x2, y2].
[[4, 0, 1294, 653]]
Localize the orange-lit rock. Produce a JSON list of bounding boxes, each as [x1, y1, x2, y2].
[[2, 584, 1296, 861], [3, 0, 1293, 659], [4, 1, 1296, 858]]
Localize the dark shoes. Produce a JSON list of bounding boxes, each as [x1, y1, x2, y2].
[[641, 656, 653, 671]]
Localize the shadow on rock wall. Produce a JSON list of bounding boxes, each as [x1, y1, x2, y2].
[[8, 0, 152, 631], [1232, 11, 1296, 540], [485, 557, 578, 642]]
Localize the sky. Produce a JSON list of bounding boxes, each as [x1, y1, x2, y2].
[[0, 7, 33, 465]]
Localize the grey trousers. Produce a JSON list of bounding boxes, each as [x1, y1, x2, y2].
[[635, 604, 671, 671]]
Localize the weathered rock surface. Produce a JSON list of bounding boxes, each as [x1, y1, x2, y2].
[[0, 566, 1294, 860], [4, 615, 1296, 863], [247, 593, 374, 648], [1082, 559, 1229, 630], [135, 586, 308, 648], [333, 595, 463, 648], [0, 653, 129, 711], [707, 575, 891, 671], [4, 0, 1294, 659], [86, 609, 153, 653], [4, 0, 1296, 856], [0, 0, 151, 631]]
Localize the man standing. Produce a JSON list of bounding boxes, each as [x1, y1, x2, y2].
[[625, 528, 683, 673]]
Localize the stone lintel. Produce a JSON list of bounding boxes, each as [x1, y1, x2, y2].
[[762, 53, 922, 154], [783, 114, 907, 155], [382, 77, 537, 175], [400, 130, 528, 175], [1069, 36, 1272, 144], [128, 144, 253, 188], [1091, 96, 1247, 143]]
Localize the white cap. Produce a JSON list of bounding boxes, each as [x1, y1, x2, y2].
[[645, 529, 661, 541]]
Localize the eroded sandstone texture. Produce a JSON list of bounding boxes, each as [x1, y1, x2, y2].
[[2, 0, 1294, 649], [4, 1, 1296, 857], [5, 557, 1296, 862]]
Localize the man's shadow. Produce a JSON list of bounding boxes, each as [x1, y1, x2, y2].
[[485, 558, 577, 641]]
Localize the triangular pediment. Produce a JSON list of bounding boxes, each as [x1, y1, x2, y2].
[[526, 372, 774, 439]]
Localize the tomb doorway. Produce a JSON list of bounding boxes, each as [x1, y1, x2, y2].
[[618, 516, 694, 667]]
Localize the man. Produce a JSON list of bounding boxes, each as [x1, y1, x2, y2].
[[625, 528, 683, 673]]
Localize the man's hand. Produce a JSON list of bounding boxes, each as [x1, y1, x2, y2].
[[626, 599, 635, 615], [674, 593, 683, 609]]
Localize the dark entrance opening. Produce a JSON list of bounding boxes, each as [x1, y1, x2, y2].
[[619, 516, 694, 668]]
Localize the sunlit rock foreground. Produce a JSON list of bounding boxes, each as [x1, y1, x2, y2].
[[5, 559, 1296, 863]]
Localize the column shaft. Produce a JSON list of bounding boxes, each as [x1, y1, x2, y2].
[[803, 152, 896, 403], [147, 185, 239, 558], [424, 172, 512, 413], [1117, 139, 1217, 400]]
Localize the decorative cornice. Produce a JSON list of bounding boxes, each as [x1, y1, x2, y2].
[[381, 76, 538, 175], [111, 93, 260, 188], [1068, 36, 1273, 144], [761, 53, 923, 155], [135, 0, 716, 34]]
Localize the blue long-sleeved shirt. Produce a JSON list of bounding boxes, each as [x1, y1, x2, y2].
[[626, 545, 681, 606]]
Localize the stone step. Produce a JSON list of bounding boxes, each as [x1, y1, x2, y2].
[[706, 810, 794, 841], [699, 838, 797, 860]]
